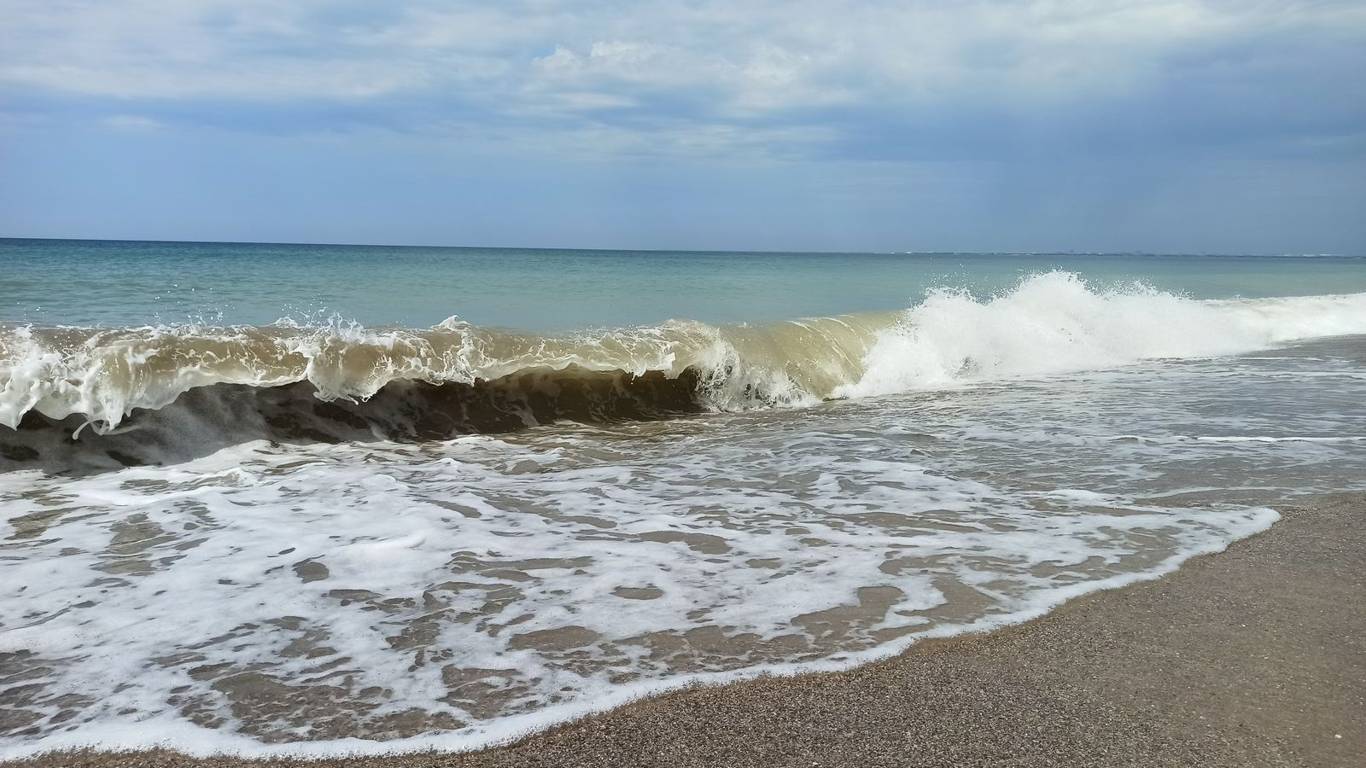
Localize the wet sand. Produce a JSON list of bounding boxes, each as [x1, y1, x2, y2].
[[9, 493, 1364, 768]]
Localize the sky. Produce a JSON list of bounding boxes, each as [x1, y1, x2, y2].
[[1, 0, 1364, 253]]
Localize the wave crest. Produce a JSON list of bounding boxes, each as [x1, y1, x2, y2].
[[3, 272, 1365, 460], [0, 314, 887, 435], [839, 271, 1366, 397]]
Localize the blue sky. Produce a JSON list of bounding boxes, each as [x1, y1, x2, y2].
[[1, 0, 1364, 253]]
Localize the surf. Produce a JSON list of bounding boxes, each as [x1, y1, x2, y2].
[[4, 272, 1366, 471]]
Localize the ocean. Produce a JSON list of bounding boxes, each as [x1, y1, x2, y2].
[[2, 238, 1365, 756]]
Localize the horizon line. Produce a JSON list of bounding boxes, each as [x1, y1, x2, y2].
[[0, 236, 1356, 260]]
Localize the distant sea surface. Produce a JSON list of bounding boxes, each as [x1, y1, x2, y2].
[[3, 238, 1365, 757], [4, 238, 1366, 329]]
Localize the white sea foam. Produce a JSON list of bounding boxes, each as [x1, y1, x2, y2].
[[0, 428, 1283, 759], [838, 272, 1366, 397], [0, 506, 1278, 760], [3, 273, 1365, 431]]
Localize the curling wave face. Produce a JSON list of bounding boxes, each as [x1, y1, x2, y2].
[[0, 313, 886, 432], [3, 272, 1366, 466]]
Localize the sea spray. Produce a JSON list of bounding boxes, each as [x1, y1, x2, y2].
[[4, 273, 1366, 439]]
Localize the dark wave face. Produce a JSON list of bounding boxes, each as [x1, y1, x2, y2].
[[4, 367, 708, 474]]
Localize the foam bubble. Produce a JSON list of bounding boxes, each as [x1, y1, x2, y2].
[[838, 272, 1366, 397]]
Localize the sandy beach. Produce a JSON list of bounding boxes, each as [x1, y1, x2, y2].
[[7, 492, 1362, 768]]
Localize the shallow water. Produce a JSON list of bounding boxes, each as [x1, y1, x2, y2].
[[2, 243, 1365, 756]]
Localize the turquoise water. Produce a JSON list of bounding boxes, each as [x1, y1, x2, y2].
[[3, 238, 1364, 329]]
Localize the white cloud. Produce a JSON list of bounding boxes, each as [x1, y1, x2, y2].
[[100, 114, 164, 131], [1, 0, 1362, 154], [2, 2, 1357, 100]]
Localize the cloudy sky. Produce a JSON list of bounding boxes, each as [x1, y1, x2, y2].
[[1, 0, 1363, 252]]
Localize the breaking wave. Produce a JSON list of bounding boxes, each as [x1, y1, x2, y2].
[[3, 272, 1366, 468]]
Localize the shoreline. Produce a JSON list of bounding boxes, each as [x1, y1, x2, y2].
[[7, 493, 1364, 767]]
